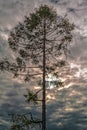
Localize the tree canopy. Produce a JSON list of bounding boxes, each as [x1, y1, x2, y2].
[[0, 5, 74, 80]]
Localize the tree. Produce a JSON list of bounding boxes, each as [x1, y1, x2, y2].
[[0, 5, 74, 130]]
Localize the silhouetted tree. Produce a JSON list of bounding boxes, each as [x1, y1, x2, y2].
[[0, 5, 74, 130]]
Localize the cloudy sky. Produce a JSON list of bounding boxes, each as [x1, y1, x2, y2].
[[0, 0, 87, 130]]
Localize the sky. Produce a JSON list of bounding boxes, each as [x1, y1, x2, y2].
[[0, 0, 87, 130]]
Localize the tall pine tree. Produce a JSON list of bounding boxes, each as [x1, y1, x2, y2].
[[0, 5, 74, 130]]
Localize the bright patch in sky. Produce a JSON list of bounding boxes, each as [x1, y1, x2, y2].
[[0, 32, 8, 40], [76, 25, 87, 37], [46, 93, 56, 100], [70, 62, 87, 78], [46, 74, 58, 89]]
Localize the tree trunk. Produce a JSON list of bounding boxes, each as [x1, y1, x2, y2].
[[42, 19, 46, 130]]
